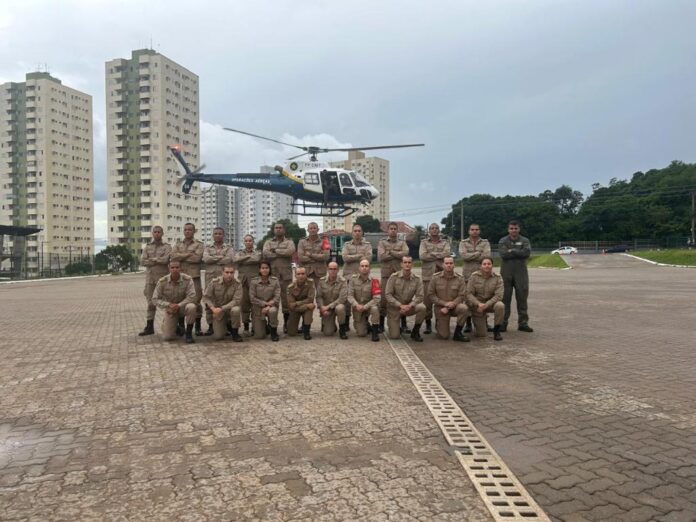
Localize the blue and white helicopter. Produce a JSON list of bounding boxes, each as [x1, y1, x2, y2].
[[169, 128, 424, 217]]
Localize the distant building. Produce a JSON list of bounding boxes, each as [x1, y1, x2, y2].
[[106, 49, 200, 256], [0, 72, 93, 275], [379, 220, 415, 238], [200, 185, 238, 247], [324, 151, 389, 232]]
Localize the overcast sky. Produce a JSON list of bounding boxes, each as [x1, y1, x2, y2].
[[2, 0, 695, 237]]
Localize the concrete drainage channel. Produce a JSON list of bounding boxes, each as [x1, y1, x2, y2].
[[386, 336, 550, 522]]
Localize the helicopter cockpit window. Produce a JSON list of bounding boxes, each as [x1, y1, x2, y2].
[[339, 173, 353, 186], [305, 173, 319, 185], [351, 172, 369, 187]]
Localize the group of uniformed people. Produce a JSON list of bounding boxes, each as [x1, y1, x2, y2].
[[140, 219, 533, 344]]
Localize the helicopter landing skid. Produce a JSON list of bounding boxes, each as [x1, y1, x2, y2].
[[291, 200, 359, 217]]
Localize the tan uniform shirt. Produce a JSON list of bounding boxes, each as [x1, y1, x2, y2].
[[152, 273, 196, 309], [297, 236, 330, 279], [377, 238, 409, 278], [419, 237, 451, 281], [459, 238, 491, 279], [263, 237, 296, 281], [347, 274, 381, 308], [287, 280, 316, 312], [341, 240, 373, 276], [466, 271, 504, 308], [202, 243, 235, 281], [249, 276, 281, 307], [427, 271, 466, 307], [234, 248, 262, 283], [385, 271, 424, 307], [202, 276, 243, 311], [141, 241, 171, 283], [317, 276, 347, 309], [171, 239, 204, 278]]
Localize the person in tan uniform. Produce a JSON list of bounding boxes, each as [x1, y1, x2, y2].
[[170, 223, 205, 335], [152, 260, 197, 343], [202, 227, 235, 336], [139, 226, 171, 336], [377, 222, 409, 333], [385, 256, 426, 342], [249, 261, 281, 341], [234, 234, 262, 335], [347, 258, 381, 341], [467, 257, 504, 341], [419, 223, 451, 335], [201, 264, 243, 342], [317, 261, 348, 339], [458, 223, 491, 333], [427, 257, 470, 342], [341, 224, 373, 332], [286, 267, 316, 340], [263, 222, 296, 332], [298, 222, 330, 288]]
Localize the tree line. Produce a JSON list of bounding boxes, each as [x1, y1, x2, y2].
[[440, 160, 696, 245]]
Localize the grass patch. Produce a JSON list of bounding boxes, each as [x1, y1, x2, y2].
[[527, 253, 569, 269], [632, 249, 696, 266]]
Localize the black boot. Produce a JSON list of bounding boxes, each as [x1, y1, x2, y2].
[[339, 324, 348, 340], [302, 325, 312, 340], [453, 325, 470, 342], [185, 324, 195, 344], [493, 325, 503, 341], [424, 319, 432, 334], [400, 316, 411, 334], [230, 328, 243, 342], [463, 317, 472, 333], [371, 324, 380, 342], [139, 320, 154, 336], [487, 320, 493, 332], [518, 323, 534, 333], [226, 321, 234, 335], [499, 322, 507, 332], [203, 323, 214, 336], [283, 312, 289, 333], [194, 318, 203, 336], [243, 321, 250, 333], [410, 323, 423, 342], [343, 316, 351, 332], [270, 326, 279, 342], [176, 317, 185, 336], [378, 315, 385, 333]]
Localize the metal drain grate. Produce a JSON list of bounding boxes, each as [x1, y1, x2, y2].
[[387, 336, 550, 522]]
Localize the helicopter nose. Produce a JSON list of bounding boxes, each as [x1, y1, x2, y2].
[[370, 187, 379, 200]]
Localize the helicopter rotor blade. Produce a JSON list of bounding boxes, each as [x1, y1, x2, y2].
[[287, 151, 311, 161], [223, 127, 307, 151], [322, 144, 425, 152]]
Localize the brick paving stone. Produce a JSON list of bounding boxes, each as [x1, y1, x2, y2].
[[0, 273, 491, 521]]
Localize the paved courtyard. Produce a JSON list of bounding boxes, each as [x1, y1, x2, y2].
[[1, 255, 695, 521]]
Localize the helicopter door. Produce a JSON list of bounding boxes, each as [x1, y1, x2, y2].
[[303, 172, 324, 196], [339, 172, 356, 196], [320, 171, 341, 201]]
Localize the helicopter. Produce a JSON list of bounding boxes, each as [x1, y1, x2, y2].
[[169, 128, 424, 217]]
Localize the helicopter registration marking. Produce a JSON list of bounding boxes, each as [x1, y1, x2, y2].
[[236, 178, 271, 185]]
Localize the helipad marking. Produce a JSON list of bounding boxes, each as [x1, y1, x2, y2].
[[386, 335, 550, 521]]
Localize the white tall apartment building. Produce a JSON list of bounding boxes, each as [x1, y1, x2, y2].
[[0, 72, 93, 275], [235, 166, 297, 247], [200, 185, 238, 247], [106, 49, 200, 256], [324, 151, 389, 232]]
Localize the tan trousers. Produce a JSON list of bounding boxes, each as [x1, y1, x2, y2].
[[472, 302, 505, 337], [286, 309, 314, 336], [387, 303, 427, 339], [434, 304, 470, 339], [161, 303, 197, 341], [352, 304, 380, 337], [144, 281, 158, 320], [252, 305, 279, 339], [279, 278, 291, 313], [192, 277, 203, 319], [321, 304, 346, 336], [211, 307, 242, 340]]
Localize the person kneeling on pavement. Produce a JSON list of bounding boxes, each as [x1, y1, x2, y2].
[[385, 256, 427, 342], [426, 256, 470, 342], [466, 257, 504, 341], [286, 267, 316, 340], [201, 264, 243, 342], [152, 260, 198, 343]]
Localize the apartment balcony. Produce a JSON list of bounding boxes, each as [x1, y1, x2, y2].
[[113, 150, 127, 160], [140, 160, 151, 169]]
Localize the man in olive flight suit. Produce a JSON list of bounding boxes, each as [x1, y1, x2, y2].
[[498, 220, 533, 333]]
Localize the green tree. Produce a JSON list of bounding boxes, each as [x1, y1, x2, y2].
[[408, 225, 425, 259], [65, 258, 93, 275], [257, 219, 307, 250], [95, 245, 133, 272], [539, 185, 584, 216], [355, 214, 381, 233]]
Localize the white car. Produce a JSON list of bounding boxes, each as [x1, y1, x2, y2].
[[551, 246, 578, 255]]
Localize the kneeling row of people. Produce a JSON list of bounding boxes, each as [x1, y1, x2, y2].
[[151, 255, 504, 344]]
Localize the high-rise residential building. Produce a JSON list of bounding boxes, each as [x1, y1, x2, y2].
[[106, 49, 200, 256], [200, 185, 238, 247], [324, 151, 389, 232], [0, 72, 93, 275], [236, 166, 297, 247]]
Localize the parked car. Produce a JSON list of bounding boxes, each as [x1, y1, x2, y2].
[[604, 245, 630, 253], [551, 246, 578, 255]]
